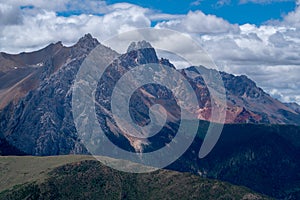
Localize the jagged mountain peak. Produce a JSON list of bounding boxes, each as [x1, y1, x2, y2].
[[74, 33, 100, 49], [127, 40, 153, 53], [78, 33, 95, 42], [123, 40, 158, 64]]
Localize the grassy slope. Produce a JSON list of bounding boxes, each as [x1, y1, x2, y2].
[[0, 155, 96, 192], [0, 156, 271, 200]]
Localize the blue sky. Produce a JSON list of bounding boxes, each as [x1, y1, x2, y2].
[[107, 0, 296, 25]]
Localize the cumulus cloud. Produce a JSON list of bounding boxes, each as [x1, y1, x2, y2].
[[200, 24, 300, 66], [281, 1, 300, 27], [155, 10, 240, 34], [0, 2, 150, 53]]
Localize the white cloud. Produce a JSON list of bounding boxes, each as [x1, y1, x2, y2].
[[0, 2, 150, 53], [155, 10, 240, 34], [282, 2, 300, 27], [190, 0, 203, 6], [215, 0, 231, 8], [148, 13, 183, 21]]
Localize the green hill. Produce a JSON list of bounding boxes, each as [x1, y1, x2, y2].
[[0, 156, 271, 200]]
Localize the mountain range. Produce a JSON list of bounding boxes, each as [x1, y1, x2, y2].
[[1, 34, 299, 154], [0, 34, 299, 199]]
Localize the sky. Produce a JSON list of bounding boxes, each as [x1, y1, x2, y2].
[[0, 0, 300, 104], [106, 0, 296, 25]]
